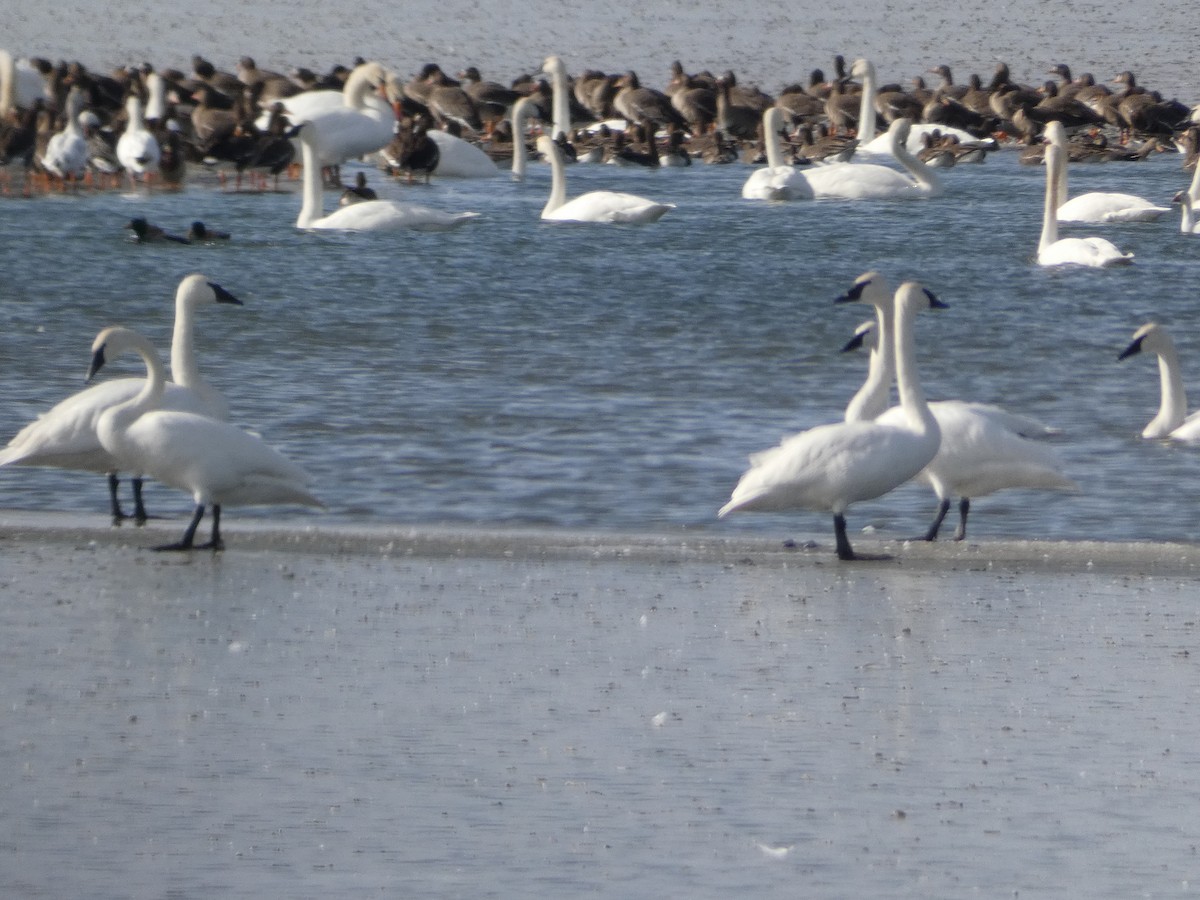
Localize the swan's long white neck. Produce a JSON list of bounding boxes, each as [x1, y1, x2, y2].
[[126, 95, 146, 132], [544, 58, 570, 141], [1040, 144, 1063, 251], [1048, 124, 1070, 209], [104, 333, 168, 442], [0, 51, 14, 117], [343, 65, 378, 111], [1182, 164, 1200, 233], [763, 107, 787, 169], [1147, 339, 1188, 438], [892, 285, 938, 439], [540, 138, 568, 216], [297, 128, 324, 227], [844, 302, 895, 423], [145, 72, 167, 121], [511, 98, 533, 180], [891, 121, 940, 191], [857, 61, 877, 142]]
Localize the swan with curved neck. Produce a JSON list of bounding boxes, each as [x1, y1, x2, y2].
[[510, 97, 538, 181], [0, 274, 241, 523], [1119, 323, 1200, 440], [88, 326, 321, 550], [1044, 120, 1168, 223], [802, 118, 943, 199], [741, 107, 813, 201], [296, 124, 478, 231], [718, 281, 944, 560], [1038, 143, 1133, 266], [279, 61, 394, 167], [536, 134, 673, 223], [839, 271, 1076, 541]]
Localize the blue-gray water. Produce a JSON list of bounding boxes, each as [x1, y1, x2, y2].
[[3, 151, 1199, 544]]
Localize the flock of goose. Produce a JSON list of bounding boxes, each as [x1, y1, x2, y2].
[[3, 48, 1200, 554]]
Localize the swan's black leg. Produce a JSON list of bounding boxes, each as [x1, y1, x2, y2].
[[132, 477, 148, 526], [197, 504, 224, 551], [108, 472, 128, 525], [154, 504, 205, 551], [834, 514, 856, 560], [953, 498, 970, 541], [922, 498, 951, 542]]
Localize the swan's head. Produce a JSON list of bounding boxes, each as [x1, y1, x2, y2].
[[87, 326, 149, 382], [176, 273, 242, 309], [1119, 322, 1172, 361], [542, 56, 564, 77], [834, 271, 892, 309], [841, 320, 879, 354], [849, 58, 873, 81], [535, 134, 559, 161], [895, 282, 948, 315], [888, 117, 912, 144], [1042, 120, 1066, 147]]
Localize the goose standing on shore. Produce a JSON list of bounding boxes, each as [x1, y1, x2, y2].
[[718, 282, 945, 560], [0, 275, 241, 523], [536, 134, 672, 223], [87, 326, 321, 550]]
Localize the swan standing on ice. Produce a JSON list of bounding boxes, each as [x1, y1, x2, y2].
[[295, 123, 478, 231], [536, 134, 673, 223], [1037, 143, 1133, 267], [115, 93, 160, 188], [1119, 323, 1200, 440], [0, 275, 241, 523], [802, 118, 943, 200], [741, 107, 813, 201], [88, 326, 321, 550], [1172, 161, 1200, 234], [1043, 121, 1168, 223], [718, 281, 944, 560], [838, 271, 1076, 540]]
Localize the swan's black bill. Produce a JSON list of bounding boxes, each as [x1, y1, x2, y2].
[[208, 282, 242, 306], [1118, 336, 1145, 361]]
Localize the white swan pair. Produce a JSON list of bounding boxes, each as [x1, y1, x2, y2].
[[743, 113, 943, 201], [841, 273, 1076, 540], [719, 280, 944, 560], [0, 274, 241, 523], [1043, 121, 1168, 223], [1119, 322, 1200, 440], [1038, 142, 1133, 267], [295, 123, 479, 231], [87, 326, 321, 550]]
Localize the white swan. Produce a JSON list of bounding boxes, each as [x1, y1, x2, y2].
[[1044, 121, 1168, 223], [0, 275, 241, 522], [802, 119, 943, 200], [88, 326, 321, 551], [510, 97, 538, 181], [295, 124, 478, 231], [536, 134, 673, 223], [838, 271, 1076, 540], [275, 61, 394, 167], [425, 130, 498, 178], [542, 55, 573, 141], [848, 58, 979, 156], [741, 107, 813, 201], [718, 281, 944, 560], [115, 93, 160, 186], [40, 86, 89, 181], [0, 50, 48, 114], [1119, 322, 1200, 440], [1037, 143, 1133, 267], [1173, 162, 1200, 234]]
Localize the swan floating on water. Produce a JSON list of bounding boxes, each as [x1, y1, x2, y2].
[[295, 123, 479, 231], [273, 61, 394, 168], [741, 107, 813, 201], [88, 326, 322, 550], [535, 134, 673, 223], [0, 274, 241, 523], [1037, 142, 1133, 267], [1044, 121, 1168, 223], [1173, 160, 1200, 233], [839, 272, 1076, 541], [802, 118, 943, 200], [1119, 322, 1200, 440], [718, 281, 945, 560]]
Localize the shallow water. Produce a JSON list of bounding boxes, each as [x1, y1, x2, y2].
[[2, 536, 1200, 898], [3, 150, 1200, 546]]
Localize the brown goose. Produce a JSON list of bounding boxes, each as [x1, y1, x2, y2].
[[613, 72, 685, 129], [716, 75, 763, 141], [458, 66, 522, 131], [425, 68, 483, 135]]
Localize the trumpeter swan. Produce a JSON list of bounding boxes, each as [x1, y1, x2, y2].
[[838, 271, 1076, 540], [295, 123, 478, 231], [88, 326, 321, 550], [510, 97, 538, 181], [802, 118, 943, 200], [0, 275, 241, 522], [541, 55, 573, 141], [1119, 322, 1200, 440], [718, 281, 944, 560], [741, 107, 813, 201], [1173, 162, 1200, 234], [1044, 121, 1168, 223], [1037, 143, 1133, 267], [115, 93, 160, 187], [273, 61, 394, 168], [536, 134, 673, 223]]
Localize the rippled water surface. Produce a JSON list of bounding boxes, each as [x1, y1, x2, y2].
[[3, 150, 1200, 544]]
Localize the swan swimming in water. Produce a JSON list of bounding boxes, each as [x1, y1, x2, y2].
[[1037, 142, 1133, 267], [295, 123, 479, 231], [88, 326, 322, 550], [741, 107, 813, 201], [535, 134, 673, 223], [718, 281, 944, 560], [1172, 161, 1200, 234], [0, 274, 241, 523], [1119, 322, 1200, 441], [272, 61, 394, 168], [802, 118, 943, 200], [839, 272, 1076, 541], [1044, 121, 1168, 223]]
